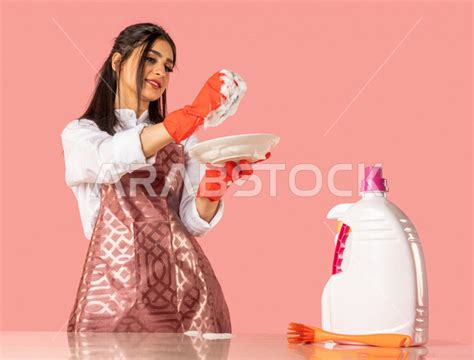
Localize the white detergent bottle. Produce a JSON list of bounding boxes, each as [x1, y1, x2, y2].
[[321, 166, 429, 346]]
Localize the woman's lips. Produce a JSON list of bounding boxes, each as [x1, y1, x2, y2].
[[146, 79, 161, 89]]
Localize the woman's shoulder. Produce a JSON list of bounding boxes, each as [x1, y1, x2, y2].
[[62, 117, 98, 131], [61, 117, 101, 139]]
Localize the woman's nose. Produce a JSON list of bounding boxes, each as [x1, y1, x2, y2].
[[154, 63, 165, 76]]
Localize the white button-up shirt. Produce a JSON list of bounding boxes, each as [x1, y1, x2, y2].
[[60, 108, 224, 240]]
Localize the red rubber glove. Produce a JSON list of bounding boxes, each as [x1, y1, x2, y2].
[[163, 69, 246, 143], [197, 152, 271, 202]]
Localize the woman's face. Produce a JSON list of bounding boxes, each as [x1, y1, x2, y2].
[[114, 38, 174, 108]]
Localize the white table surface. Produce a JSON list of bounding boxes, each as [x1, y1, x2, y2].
[[0, 332, 472, 359]]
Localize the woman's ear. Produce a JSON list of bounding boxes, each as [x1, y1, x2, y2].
[[111, 52, 122, 72]]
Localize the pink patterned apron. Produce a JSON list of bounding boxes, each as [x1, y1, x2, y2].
[[67, 142, 231, 333]]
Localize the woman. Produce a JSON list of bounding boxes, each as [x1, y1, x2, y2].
[[61, 22, 260, 333]]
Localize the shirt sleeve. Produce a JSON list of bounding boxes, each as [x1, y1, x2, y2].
[[60, 119, 156, 186], [179, 134, 224, 237]]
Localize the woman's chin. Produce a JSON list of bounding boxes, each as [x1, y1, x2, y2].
[[142, 92, 163, 102], [142, 83, 165, 100]]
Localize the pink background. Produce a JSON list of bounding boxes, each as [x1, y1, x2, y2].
[[1, 1, 472, 344]]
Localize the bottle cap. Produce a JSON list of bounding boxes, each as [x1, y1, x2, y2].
[[360, 166, 388, 192]]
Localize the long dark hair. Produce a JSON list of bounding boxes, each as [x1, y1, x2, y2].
[[79, 23, 177, 135]]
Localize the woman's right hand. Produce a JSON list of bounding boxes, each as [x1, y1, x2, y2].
[[163, 69, 247, 143]]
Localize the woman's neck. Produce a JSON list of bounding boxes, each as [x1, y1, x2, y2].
[[114, 100, 148, 119]]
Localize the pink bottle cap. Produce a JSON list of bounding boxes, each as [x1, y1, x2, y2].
[[360, 166, 389, 192]]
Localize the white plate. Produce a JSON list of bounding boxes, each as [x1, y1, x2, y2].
[[188, 133, 280, 165]]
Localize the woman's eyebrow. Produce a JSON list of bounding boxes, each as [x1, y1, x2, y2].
[[148, 49, 174, 64]]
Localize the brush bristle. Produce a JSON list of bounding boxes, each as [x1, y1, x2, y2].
[[287, 322, 315, 344]]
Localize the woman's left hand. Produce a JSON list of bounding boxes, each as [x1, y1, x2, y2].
[[197, 152, 271, 202]]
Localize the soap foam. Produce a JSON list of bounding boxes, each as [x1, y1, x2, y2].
[[204, 69, 247, 129]]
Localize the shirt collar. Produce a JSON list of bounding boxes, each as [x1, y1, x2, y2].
[[114, 108, 150, 124]]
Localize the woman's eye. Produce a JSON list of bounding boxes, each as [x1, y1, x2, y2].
[[146, 55, 173, 73]]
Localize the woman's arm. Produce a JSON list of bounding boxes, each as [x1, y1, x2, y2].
[[179, 135, 225, 236], [61, 118, 176, 187], [195, 197, 220, 223], [139, 122, 173, 157], [61, 119, 159, 186]]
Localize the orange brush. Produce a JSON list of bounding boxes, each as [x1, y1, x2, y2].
[[287, 322, 412, 348]]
